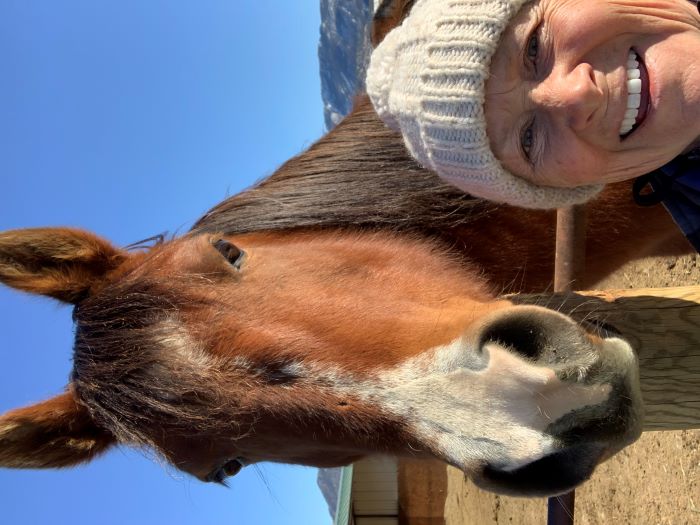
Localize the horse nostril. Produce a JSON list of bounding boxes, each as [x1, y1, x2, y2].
[[479, 316, 547, 360], [478, 307, 593, 364]]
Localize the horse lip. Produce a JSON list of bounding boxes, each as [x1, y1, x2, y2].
[[478, 443, 606, 497]]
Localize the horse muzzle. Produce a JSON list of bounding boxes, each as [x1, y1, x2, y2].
[[463, 306, 644, 496]]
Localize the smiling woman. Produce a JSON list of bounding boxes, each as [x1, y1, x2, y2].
[[367, 0, 700, 249], [485, 0, 700, 188]]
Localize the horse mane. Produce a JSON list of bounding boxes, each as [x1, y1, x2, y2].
[[190, 96, 498, 238]]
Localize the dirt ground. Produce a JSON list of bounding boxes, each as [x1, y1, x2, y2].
[[444, 254, 700, 525]]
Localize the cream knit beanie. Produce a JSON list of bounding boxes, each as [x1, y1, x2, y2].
[[366, 0, 603, 209]]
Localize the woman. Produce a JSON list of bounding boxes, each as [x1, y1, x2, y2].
[[367, 0, 700, 249]]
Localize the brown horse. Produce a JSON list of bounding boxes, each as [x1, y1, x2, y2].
[[0, 94, 687, 496]]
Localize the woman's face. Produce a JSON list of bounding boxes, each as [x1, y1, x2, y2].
[[485, 0, 700, 187]]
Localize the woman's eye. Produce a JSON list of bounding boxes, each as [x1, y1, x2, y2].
[[521, 123, 534, 160], [526, 34, 538, 61], [213, 239, 246, 269], [525, 24, 540, 67]]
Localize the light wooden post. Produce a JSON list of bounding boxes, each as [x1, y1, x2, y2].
[[549, 205, 587, 524]]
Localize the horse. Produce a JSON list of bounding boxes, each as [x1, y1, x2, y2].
[[0, 1, 691, 498]]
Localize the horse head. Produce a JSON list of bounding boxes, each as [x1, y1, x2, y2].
[[0, 226, 642, 496]]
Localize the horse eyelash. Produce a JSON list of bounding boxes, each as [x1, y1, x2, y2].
[[124, 233, 167, 251], [205, 469, 230, 487]]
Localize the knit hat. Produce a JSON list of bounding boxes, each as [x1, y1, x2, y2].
[[366, 0, 603, 209]]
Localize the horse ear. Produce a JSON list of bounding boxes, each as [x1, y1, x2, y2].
[[0, 388, 115, 468], [0, 227, 126, 304]]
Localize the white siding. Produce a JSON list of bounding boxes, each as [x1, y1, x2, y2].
[[351, 457, 399, 525]]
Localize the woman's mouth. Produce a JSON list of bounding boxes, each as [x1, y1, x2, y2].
[[619, 50, 650, 138]]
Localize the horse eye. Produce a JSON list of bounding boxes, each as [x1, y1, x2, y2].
[[206, 458, 244, 484], [213, 239, 245, 269], [222, 458, 244, 477]]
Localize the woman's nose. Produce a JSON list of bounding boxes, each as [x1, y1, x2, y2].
[[531, 63, 603, 132]]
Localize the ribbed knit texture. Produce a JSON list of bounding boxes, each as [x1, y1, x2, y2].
[[366, 0, 603, 209]]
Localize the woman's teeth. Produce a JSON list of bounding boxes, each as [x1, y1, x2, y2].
[[619, 51, 642, 136]]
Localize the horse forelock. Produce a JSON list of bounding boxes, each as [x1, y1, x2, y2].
[[70, 276, 239, 447]]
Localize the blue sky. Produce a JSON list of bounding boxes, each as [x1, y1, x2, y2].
[[0, 2, 333, 524]]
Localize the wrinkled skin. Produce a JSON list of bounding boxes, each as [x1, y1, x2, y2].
[[485, 0, 700, 187]]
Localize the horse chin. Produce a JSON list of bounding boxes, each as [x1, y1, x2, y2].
[[472, 442, 606, 497]]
